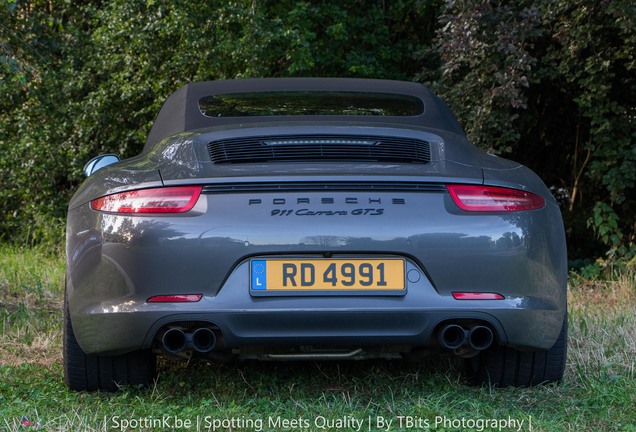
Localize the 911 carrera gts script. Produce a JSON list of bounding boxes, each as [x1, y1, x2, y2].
[[250, 197, 402, 216], [271, 208, 384, 216]]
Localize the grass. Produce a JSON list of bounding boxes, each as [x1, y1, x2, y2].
[[1, 245, 635, 431]]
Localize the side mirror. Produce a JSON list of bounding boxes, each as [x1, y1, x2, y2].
[[83, 154, 120, 177]]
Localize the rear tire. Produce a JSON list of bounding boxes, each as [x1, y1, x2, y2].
[[63, 289, 156, 391], [465, 315, 567, 387]]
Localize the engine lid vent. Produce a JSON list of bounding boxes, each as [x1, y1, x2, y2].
[[207, 135, 431, 164]]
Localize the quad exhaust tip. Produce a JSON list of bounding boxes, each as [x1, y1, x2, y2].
[[160, 327, 217, 354], [160, 323, 493, 357], [162, 328, 188, 353], [192, 328, 216, 353], [437, 324, 494, 352], [468, 325, 494, 351], [437, 324, 466, 350]]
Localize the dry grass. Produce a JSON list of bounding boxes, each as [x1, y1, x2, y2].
[[0, 325, 62, 367], [569, 270, 636, 312], [0, 246, 64, 367], [567, 272, 636, 382]]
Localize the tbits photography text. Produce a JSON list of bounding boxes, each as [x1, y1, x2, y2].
[[99, 413, 533, 431]]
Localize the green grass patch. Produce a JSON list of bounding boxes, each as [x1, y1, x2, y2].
[[1, 246, 635, 431], [0, 245, 64, 367]]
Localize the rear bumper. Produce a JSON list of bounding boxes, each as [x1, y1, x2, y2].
[[69, 260, 565, 355]]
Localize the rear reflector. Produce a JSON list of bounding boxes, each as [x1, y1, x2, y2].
[[447, 185, 544, 212], [91, 185, 202, 214], [147, 294, 203, 303], [452, 292, 505, 300]]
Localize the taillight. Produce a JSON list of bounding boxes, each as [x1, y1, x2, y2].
[[446, 184, 544, 212], [91, 185, 202, 214]]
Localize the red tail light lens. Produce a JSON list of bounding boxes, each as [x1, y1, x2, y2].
[[91, 185, 202, 214], [447, 185, 545, 212]]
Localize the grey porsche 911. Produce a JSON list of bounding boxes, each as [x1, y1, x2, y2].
[[64, 78, 567, 391]]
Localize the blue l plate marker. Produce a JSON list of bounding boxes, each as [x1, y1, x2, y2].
[[251, 260, 267, 290]]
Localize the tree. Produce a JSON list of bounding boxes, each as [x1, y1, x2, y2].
[[436, 0, 636, 267]]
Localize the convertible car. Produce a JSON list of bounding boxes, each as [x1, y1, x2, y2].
[[64, 78, 567, 391]]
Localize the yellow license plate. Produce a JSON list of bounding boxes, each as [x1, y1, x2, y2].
[[250, 259, 405, 291]]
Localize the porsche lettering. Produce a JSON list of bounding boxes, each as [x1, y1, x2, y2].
[[249, 197, 403, 205]]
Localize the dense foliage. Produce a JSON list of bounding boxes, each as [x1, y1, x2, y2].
[[1, 0, 634, 268], [437, 0, 635, 269]]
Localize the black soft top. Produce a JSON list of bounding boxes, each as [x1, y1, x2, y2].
[[144, 78, 465, 151]]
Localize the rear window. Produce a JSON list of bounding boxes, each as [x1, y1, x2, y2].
[[199, 92, 424, 117]]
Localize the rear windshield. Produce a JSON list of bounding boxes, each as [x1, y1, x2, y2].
[[199, 92, 424, 117]]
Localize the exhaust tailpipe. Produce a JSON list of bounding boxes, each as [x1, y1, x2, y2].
[[192, 328, 216, 353], [161, 328, 188, 354], [468, 326, 494, 351], [160, 327, 217, 354], [437, 324, 467, 350]]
